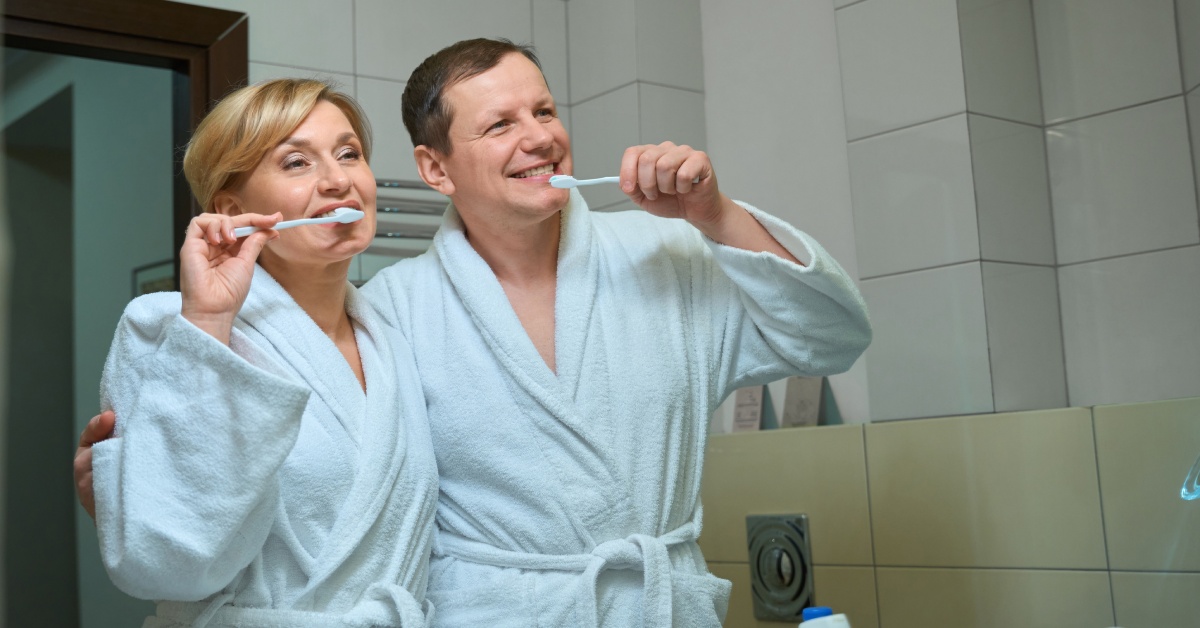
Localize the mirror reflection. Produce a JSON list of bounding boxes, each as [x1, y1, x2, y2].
[[3, 1, 1198, 627]]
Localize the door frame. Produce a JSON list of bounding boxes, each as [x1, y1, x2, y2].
[[3, 0, 249, 258]]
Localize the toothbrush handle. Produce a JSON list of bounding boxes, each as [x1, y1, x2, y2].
[[233, 217, 315, 238], [233, 225, 262, 237], [575, 176, 621, 187]]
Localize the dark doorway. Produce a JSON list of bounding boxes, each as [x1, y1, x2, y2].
[[3, 86, 77, 628]]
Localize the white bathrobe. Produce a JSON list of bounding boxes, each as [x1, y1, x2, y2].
[[361, 190, 872, 627], [93, 266, 439, 628]]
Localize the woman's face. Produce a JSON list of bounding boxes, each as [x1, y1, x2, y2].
[[221, 100, 377, 269]]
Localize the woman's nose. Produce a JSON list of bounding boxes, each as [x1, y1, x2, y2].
[[319, 161, 351, 193]]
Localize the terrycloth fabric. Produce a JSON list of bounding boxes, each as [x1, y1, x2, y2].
[[93, 266, 439, 628], [361, 189, 872, 627]]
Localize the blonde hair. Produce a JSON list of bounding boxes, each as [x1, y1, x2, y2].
[[183, 79, 372, 212]]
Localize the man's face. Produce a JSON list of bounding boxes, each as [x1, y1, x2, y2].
[[437, 53, 572, 225]]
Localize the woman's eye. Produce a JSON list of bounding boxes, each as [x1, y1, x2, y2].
[[283, 158, 306, 170], [339, 149, 361, 161]]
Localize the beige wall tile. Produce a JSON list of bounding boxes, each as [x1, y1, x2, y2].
[[1094, 397, 1200, 571], [708, 562, 879, 628], [876, 567, 1114, 628], [812, 566, 879, 628], [1111, 571, 1200, 628], [700, 426, 873, 565], [866, 408, 1107, 568]]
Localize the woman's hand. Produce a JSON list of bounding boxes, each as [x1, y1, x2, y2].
[[179, 212, 280, 344]]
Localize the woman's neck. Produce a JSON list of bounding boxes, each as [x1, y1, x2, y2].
[[259, 255, 353, 335]]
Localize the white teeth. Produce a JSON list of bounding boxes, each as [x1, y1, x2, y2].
[[514, 164, 554, 178]]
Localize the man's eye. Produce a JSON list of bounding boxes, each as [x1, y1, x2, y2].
[[489, 120, 509, 131], [536, 108, 555, 118]]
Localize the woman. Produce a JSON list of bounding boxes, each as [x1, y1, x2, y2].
[[89, 79, 438, 627]]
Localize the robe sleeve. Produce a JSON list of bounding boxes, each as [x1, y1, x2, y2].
[[701, 201, 872, 403], [92, 293, 311, 601]]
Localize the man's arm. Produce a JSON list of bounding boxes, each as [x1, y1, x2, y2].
[[74, 410, 115, 520]]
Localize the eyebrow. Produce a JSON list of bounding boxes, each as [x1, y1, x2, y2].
[[277, 132, 358, 149]]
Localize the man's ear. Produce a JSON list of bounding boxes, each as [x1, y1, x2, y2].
[[414, 145, 455, 196], [211, 190, 244, 217]]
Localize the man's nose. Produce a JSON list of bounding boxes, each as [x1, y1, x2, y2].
[[518, 116, 553, 152]]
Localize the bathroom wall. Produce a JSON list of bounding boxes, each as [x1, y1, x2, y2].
[[833, 0, 1200, 421], [701, 396, 1200, 628]]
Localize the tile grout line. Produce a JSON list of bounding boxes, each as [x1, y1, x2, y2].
[[860, 426, 884, 627], [705, 559, 1200, 575], [1178, 0, 1200, 248], [1046, 93, 1183, 129], [954, 0, 998, 416], [568, 80, 638, 108], [1025, 0, 1073, 409], [1056, 243, 1200, 269], [1089, 409, 1118, 625], [847, 110, 964, 144]]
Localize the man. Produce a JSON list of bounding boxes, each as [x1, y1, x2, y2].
[[77, 38, 871, 626]]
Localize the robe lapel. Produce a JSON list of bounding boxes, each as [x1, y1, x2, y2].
[[432, 197, 595, 439], [551, 189, 601, 402], [293, 287, 415, 600], [238, 266, 366, 448]]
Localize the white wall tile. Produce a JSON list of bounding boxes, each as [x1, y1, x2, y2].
[[835, 0, 862, 8], [849, 115, 980, 278], [1033, 0, 1181, 124], [355, 0, 532, 82], [532, 0, 570, 104], [637, 84, 706, 150], [958, 0, 1042, 125], [699, 0, 860, 276], [1180, 0, 1200, 92], [1047, 98, 1199, 264], [862, 263, 993, 421], [700, 0, 870, 422], [981, 263, 1067, 412], [635, 0, 705, 92], [176, 0, 354, 73], [1190, 88, 1200, 211], [968, 115, 1055, 265], [567, 0, 637, 103], [1058, 246, 1200, 407], [836, 0, 966, 140], [248, 63, 355, 94], [569, 84, 640, 209], [355, 77, 420, 182]]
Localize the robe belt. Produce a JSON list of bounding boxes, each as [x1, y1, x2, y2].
[[148, 582, 429, 628], [434, 519, 700, 627]]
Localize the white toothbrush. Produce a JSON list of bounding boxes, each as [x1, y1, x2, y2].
[[549, 175, 620, 189], [233, 207, 365, 237]]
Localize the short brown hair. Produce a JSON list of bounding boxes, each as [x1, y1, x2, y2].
[[401, 38, 542, 155], [183, 78, 372, 212]]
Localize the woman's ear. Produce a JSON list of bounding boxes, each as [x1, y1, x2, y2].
[[414, 145, 455, 196], [210, 190, 243, 217]]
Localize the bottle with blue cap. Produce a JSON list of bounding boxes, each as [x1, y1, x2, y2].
[[798, 606, 851, 627]]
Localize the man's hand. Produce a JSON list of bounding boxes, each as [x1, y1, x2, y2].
[[618, 142, 801, 264], [74, 410, 115, 520], [618, 142, 735, 229]]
